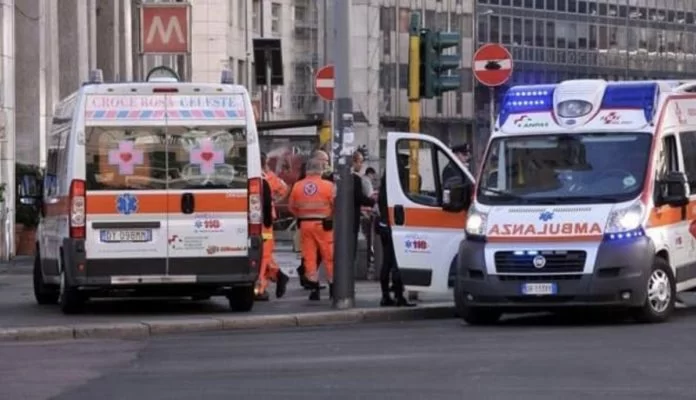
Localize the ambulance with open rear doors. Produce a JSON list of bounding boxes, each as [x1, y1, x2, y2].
[[19, 69, 264, 314], [386, 79, 696, 324]]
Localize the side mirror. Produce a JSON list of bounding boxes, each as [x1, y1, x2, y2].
[[442, 184, 472, 212], [657, 171, 689, 207], [17, 174, 41, 206]]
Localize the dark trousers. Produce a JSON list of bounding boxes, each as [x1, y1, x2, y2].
[[378, 225, 404, 298]]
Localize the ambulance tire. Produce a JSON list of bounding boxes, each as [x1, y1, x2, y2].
[[227, 285, 255, 312], [454, 280, 501, 325], [58, 256, 86, 315], [33, 249, 58, 305], [632, 257, 676, 324]]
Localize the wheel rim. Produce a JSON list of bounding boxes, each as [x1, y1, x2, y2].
[[647, 269, 671, 314]]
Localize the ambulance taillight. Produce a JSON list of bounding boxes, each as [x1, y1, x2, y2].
[[247, 177, 262, 236], [69, 180, 86, 239]]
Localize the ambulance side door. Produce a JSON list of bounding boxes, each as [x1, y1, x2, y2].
[[385, 132, 474, 293]]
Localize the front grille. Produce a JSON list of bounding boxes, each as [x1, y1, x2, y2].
[[494, 250, 586, 274]]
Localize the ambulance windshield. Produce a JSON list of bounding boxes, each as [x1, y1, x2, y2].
[[477, 132, 651, 205], [84, 126, 248, 191]]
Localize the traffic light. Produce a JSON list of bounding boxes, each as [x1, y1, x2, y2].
[[419, 29, 462, 99]]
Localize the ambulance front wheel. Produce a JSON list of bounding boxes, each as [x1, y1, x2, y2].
[[454, 280, 501, 325], [632, 257, 676, 324], [227, 285, 255, 312]]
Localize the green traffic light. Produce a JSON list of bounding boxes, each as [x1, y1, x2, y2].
[[418, 29, 461, 99]]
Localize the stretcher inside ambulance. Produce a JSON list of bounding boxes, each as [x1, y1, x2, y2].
[[20, 70, 264, 314], [454, 79, 696, 324]]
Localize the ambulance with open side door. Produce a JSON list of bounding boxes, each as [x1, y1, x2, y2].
[[387, 79, 696, 325], [19, 69, 265, 314]]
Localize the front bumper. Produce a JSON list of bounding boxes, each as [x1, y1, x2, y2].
[[456, 237, 655, 309]]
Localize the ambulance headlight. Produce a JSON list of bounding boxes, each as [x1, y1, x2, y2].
[[465, 205, 488, 237], [557, 100, 593, 118], [605, 202, 645, 234]]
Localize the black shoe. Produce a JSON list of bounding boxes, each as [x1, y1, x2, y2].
[[395, 296, 416, 307], [380, 296, 396, 307], [309, 288, 320, 301], [255, 291, 270, 301], [276, 271, 289, 299]]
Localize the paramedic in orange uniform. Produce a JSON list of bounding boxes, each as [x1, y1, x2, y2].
[[288, 158, 335, 300], [255, 153, 290, 301]]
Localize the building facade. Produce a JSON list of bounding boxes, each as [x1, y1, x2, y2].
[[473, 0, 696, 161]]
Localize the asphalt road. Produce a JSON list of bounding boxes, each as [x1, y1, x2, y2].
[[4, 312, 696, 400]]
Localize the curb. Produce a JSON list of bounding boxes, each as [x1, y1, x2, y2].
[[0, 303, 456, 342]]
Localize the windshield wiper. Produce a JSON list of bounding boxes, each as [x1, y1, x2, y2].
[[479, 187, 526, 200], [547, 195, 623, 203]]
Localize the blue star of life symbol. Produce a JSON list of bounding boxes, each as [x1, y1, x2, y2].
[[405, 240, 412, 249], [194, 220, 203, 229], [116, 193, 139, 215], [539, 211, 554, 222]]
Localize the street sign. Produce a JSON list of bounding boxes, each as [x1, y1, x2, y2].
[[314, 65, 335, 102], [140, 3, 191, 54], [473, 43, 513, 87]]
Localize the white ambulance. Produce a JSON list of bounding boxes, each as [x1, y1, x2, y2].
[[19, 69, 265, 314], [385, 79, 696, 324]]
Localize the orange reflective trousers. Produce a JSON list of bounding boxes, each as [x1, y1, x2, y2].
[[256, 228, 280, 294], [300, 220, 334, 283]]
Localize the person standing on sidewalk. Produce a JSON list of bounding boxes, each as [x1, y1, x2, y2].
[[255, 153, 290, 301], [295, 150, 332, 289], [376, 171, 414, 307], [288, 158, 335, 301]]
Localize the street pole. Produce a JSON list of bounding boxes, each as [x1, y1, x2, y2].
[[406, 12, 421, 303], [407, 13, 421, 193], [321, 0, 331, 142], [331, 0, 355, 310], [489, 87, 495, 132]]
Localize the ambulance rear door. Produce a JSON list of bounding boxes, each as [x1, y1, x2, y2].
[[164, 92, 251, 280], [83, 93, 169, 280], [385, 132, 474, 293]]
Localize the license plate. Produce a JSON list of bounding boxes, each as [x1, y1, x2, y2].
[[100, 229, 152, 243], [521, 283, 557, 296]]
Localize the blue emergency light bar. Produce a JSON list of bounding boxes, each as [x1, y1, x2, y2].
[[498, 85, 556, 126], [498, 81, 660, 126], [600, 82, 659, 123]]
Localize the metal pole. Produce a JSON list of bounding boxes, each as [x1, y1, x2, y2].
[[489, 87, 495, 133], [123, 0, 134, 81], [39, 0, 47, 169], [114, 0, 121, 81], [331, 0, 355, 310], [322, 0, 330, 125], [244, 0, 251, 88], [407, 13, 421, 193], [88, 0, 97, 71]]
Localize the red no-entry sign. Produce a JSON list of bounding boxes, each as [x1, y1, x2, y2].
[[315, 65, 335, 102], [473, 43, 513, 87]]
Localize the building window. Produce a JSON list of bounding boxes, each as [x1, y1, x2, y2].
[[436, 97, 443, 114], [271, 3, 282, 35], [252, 0, 260, 32], [380, 7, 395, 32], [462, 14, 473, 38], [295, 5, 307, 23], [456, 91, 463, 114]]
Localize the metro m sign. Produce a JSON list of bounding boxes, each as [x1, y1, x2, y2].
[[140, 3, 191, 54]]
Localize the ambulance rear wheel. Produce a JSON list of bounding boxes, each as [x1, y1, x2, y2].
[[33, 249, 58, 305], [227, 285, 255, 312], [59, 270, 85, 315]]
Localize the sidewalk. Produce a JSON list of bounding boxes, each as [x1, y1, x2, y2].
[[0, 252, 455, 342]]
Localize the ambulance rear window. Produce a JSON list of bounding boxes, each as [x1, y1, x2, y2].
[[85, 126, 248, 191]]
